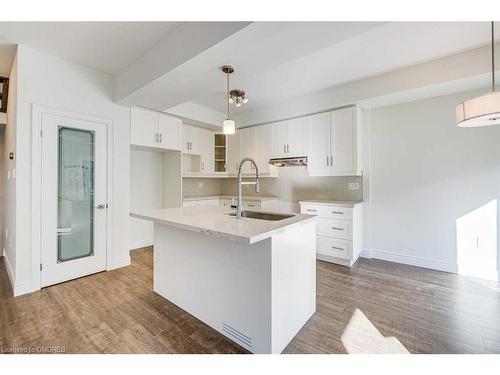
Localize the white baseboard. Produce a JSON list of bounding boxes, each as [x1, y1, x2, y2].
[[362, 248, 458, 273], [108, 255, 131, 270], [130, 238, 153, 251], [2, 250, 34, 297]]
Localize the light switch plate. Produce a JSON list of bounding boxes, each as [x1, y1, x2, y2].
[[348, 182, 360, 191]]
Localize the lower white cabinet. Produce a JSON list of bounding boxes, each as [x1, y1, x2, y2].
[[300, 201, 363, 267]]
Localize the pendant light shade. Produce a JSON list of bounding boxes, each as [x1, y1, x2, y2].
[[223, 119, 235, 134], [222, 65, 235, 135], [456, 91, 500, 127], [457, 22, 499, 127]]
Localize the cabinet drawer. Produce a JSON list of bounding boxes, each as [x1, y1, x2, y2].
[[243, 201, 261, 210], [301, 204, 352, 219], [317, 217, 352, 240], [317, 236, 352, 260]]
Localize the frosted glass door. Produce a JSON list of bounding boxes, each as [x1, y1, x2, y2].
[[57, 127, 95, 262], [41, 112, 107, 288]]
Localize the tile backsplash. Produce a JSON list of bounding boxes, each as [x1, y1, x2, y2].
[[220, 167, 363, 202], [183, 167, 363, 203], [182, 178, 222, 197]]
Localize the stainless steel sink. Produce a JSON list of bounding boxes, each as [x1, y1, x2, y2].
[[227, 211, 295, 221]]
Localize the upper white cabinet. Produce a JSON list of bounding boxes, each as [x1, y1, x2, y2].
[[254, 124, 274, 175], [130, 107, 182, 151], [227, 131, 241, 175], [307, 106, 361, 176], [239, 127, 256, 173], [157, 113, 182, 151], [271, 118, 307, 158], [201, 128, 215, 173], [183, 124, 201, 155]]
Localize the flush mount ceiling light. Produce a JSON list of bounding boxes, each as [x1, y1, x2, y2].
[[457, 21, 500, 127], [222, 65, 235, 134]]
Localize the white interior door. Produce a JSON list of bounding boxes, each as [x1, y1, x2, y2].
[[41, 113, 107, 287]]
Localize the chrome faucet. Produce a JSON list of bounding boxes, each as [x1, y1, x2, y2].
[[234, 158, 260, 219]]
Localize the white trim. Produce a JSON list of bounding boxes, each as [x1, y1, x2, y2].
[[369, 249, 458, 273], [3, 249, 15, 292], [108, 255, 131, 270], [2, 250, 32, 297], [130, 239, 154, 251], [31, 104, 114, 294]]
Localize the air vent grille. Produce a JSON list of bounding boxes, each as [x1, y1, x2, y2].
[[222, 322, 252, 349]]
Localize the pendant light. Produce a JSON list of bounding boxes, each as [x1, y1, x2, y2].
[[456, 22, 500, 127], [222, 65, 235, 134]]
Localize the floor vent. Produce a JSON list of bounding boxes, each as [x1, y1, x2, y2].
[[222, 322, 252, 349]]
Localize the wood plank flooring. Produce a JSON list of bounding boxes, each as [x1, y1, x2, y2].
[[1, 247, 500, 354]]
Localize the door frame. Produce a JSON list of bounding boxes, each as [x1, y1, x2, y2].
[[31, 104, 114, 292]]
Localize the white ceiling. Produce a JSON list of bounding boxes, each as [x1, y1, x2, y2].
[[0, 22, 180, 75], [187, 22, 496, 114], [0, 21, 498, 126]]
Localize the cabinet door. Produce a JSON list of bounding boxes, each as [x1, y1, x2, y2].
[[254, 124, 273, 174], [271, 121, 287, 158], [227, 131, 241, 175], [201, 129, 214, 173], [307, 112, 331, 176], [182, 125, 190, 153], [130, 107, 158, 148], [286, 117, 307, 156], [158, 113, 182, 150], [331, 107, 356, 174], [239, 127, 256, 173], [188, 125, 202, 155]]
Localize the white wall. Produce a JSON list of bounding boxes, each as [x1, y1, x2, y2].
[[11, 45, 130, 295], [2, 51, 18, 288], [130, 149, 164, 249], [365, 90, 500, 273]]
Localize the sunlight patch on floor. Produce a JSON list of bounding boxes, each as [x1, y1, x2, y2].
[[341, 308, 410, 354]]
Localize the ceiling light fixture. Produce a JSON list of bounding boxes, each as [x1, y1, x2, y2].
[[229, 89, 248, 107], [222, 65, 235, 135], [456, 21, 500, 127]]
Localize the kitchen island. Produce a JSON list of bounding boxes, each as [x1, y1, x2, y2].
[[130, 206, 317, 354]]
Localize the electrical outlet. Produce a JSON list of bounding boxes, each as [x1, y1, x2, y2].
[[197, 182, 203, 188], [348, 182, 360, 191]]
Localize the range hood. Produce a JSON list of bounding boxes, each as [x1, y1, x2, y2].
[[269, 156, 307, 167]]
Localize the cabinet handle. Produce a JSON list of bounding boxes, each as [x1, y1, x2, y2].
[[326, 155, 329, 166], [287, 144, 289, 153], [202, 162, 204, 170], [155, 133, 158, 143], [331, 246, 344, 251], [159, 134, 162, 143], [330, 155, 333, 166], [331, 227, 344, 231], [283, 144, 286, 154], [332, 211, 344, 215], [306, 208, 317, 212]]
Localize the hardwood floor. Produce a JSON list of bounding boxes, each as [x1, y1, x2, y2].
[[1, 247, 500, 354]]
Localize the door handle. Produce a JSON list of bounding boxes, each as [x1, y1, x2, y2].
[[96, 204, 106, 210]]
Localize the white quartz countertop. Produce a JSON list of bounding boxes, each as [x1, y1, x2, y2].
[[183, 195, 279, 202], [299, 200, 363, 207], [130, 206, 315, 244]]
